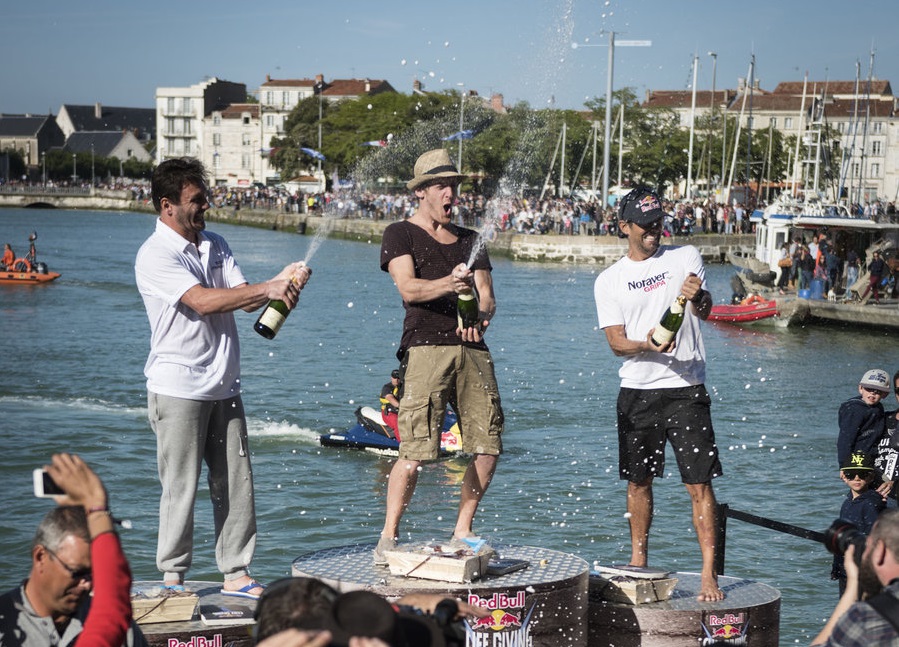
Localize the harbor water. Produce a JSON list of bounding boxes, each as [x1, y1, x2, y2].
[[2, 208, 896, 645]]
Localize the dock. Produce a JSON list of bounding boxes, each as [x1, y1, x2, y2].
[[778, 296, 899, 331]]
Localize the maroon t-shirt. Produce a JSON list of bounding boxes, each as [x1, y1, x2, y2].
[[380, 219, 491, 353]]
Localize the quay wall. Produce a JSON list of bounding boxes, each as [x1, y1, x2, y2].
[[206, 210, 753, 265], [0, 194, 753, 265], [0, 188, 135, 211]]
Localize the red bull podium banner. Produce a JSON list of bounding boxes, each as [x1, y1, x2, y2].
[[292, 543, 590, 647], [588, 572, 780, 646]]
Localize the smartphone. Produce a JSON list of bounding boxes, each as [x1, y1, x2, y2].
[[487, 558, 530, 576], [33, 468, 65, 498]]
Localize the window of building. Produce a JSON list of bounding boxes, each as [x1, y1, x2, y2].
[[182, 98, 192, 114], [242, 133, 251, 146], [166, 97, 175, 113], [836, 122, 844, 133], [183, 119, 191, 135], [784, 117, 793, 129], [873, 122, 883, 134], [213, 133, 221, 146], [872, 141, 883, 156], [243, 116, 250, 125], [166, 117, 176, 135], [266, 91, 274, 105], [266, 115, 275, 127], [852, 162, 860, 177], [871, 163, 880, 177], [213, 114, 221, 126], [769, 117, 777, 128], [241, 153, 250, 169]]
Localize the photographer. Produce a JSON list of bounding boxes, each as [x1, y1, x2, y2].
[[0, 453, 144, 647], [813, 509, 899, 646]]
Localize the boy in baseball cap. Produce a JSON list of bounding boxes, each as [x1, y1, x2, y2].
[[837, 369, 890, 478]]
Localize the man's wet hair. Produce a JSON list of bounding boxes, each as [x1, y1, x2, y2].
[[151, 157, 208, 212]]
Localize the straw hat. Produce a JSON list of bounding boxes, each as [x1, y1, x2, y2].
[[406, 149, 465, 190]]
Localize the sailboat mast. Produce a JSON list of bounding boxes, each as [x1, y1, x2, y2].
[[686, 54, 699, 200], [745, 54, 755, 199], [791, 73, 808, 196]]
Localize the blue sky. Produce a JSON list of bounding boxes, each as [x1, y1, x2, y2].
[[2, 0, 897, 115]]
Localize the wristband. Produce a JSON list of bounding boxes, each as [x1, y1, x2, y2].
[[88, 506, 111, 515]]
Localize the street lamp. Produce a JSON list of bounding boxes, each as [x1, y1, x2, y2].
[[602, 34, 651, 206], [90, 144, 95, 190], [72, 153, 77, 184], [41, 152, 46, 187], [573, 33, 650, 206], [316, 81, 324, 174], [456, 82, 465, 172]]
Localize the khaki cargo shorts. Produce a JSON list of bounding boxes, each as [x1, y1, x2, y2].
[[397, 345, 504, 461]]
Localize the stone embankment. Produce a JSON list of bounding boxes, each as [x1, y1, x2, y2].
[[205, 209, 754, 265], [0, 191, 753, 265]]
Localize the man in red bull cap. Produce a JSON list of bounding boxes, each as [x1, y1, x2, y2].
[[594, 186, 724, 602]]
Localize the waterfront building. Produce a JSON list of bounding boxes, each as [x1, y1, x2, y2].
[[643, 78, 898, 203], [56, 103, 155, 144], [0, 114, 65, 174], [64, 131, 153, 167], [154, 77, 247, 165], [205, 103, 263, 187]]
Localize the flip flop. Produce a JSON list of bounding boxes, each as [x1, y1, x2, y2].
[[163, 583, 187, 593], [221, 581, 265, 600]]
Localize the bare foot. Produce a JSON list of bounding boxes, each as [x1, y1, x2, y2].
[[696, 575, 725, 602]]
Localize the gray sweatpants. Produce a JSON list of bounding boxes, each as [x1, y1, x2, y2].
[[148, 392, 257, 582]]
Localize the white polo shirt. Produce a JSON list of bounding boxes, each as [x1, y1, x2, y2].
[[135, 219, 247, 400]]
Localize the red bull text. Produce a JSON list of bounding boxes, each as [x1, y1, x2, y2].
[[466, 591, 534, 647], [701, 612, 748, 646], [167, 636, 222, 647]]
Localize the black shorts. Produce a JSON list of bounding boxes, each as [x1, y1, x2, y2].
[[617, 385, 723, 484]]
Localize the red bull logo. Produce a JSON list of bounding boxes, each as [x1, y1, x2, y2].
[[167, 636, 222, 647], [701, 612, 748, 646], [637, 194, 660, 212], [470, 609, 522, 631], [468, 591, 526, 610], [466, 590, 534, 646]]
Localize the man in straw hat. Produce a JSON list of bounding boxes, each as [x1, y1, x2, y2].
[[374, 148, 504, 563]]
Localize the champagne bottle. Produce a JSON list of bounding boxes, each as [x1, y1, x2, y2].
[[457, 288, 481, 330], [254, 266, 309, 339], [650, 295, 688, 347]]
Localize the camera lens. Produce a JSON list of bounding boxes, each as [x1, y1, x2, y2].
[[825, 519, 867, 567]]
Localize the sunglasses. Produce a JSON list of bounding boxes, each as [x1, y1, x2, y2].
[[842, 470, 871, 481], [862, 386, 888, 396], [44, 546, 92, 582]]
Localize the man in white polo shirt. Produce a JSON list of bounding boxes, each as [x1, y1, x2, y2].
[[135, 158, 309, 598]]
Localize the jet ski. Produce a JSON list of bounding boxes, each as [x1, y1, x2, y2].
[[319, 406, 463, 457]]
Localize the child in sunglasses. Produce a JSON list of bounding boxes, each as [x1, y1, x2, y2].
[[837, 369, 890, 482], [831, 451, 885, 594]]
